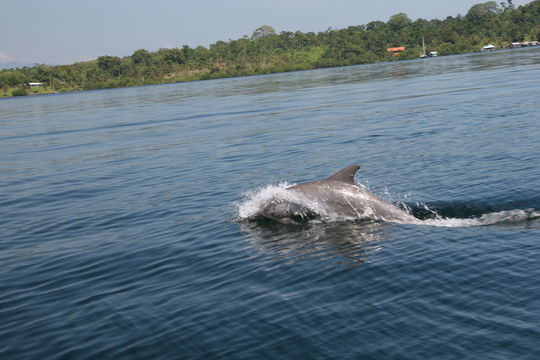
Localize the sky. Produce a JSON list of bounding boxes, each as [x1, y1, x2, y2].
[[0, 0, 532, 66]]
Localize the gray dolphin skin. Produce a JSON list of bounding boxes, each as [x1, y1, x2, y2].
[[257, 165, 418, 224]]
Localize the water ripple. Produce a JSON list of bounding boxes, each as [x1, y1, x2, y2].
[[1, 48, 540, 359]]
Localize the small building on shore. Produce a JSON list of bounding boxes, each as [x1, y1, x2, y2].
[[387, 46, 406, 56], [28, 82, 44, 87]]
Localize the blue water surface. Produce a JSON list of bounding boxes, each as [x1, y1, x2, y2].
[[1, 48, 540, 359]]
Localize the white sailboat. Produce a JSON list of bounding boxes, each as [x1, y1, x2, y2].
[[420, 36, 428, 58]]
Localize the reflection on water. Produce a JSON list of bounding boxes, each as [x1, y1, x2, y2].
[[240, 220, 389, 266]]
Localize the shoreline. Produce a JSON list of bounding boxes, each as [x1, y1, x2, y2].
[[3, 46, 539, 99]]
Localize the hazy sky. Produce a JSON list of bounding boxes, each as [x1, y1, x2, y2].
[[0, 0, 532, 65]]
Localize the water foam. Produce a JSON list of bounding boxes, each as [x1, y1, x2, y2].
[[236, 182, 329, 221], [236, 182, 291, 220]]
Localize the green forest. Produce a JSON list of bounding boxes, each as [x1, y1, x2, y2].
[[2, 0, 539, 97]]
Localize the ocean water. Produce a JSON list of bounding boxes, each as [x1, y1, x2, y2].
[[1, 48, 540, 359]]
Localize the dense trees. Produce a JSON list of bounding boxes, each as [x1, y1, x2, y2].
[[1, 0, 539, 96], [466, 1, 501, 20]]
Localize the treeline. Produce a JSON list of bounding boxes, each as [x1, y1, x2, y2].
[[2, 0, 539, 96]]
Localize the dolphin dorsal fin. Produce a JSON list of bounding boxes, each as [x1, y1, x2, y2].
[[326, 165, 360, 184]]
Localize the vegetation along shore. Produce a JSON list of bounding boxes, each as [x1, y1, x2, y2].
[[1, 1, 539, 97]]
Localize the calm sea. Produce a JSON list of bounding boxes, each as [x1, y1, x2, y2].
[[1, 48, 539, 359]]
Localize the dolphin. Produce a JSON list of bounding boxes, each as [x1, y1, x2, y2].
[[255, 165, 418, 224]]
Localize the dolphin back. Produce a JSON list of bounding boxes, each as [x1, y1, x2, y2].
[[325, 165, 360, 184]]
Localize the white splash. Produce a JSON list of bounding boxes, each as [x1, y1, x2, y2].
[[237, 182, 290, 220], [236, 182, 328, 220]]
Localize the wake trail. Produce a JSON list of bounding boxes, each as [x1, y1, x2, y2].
[[416, 209, 540, 227]]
